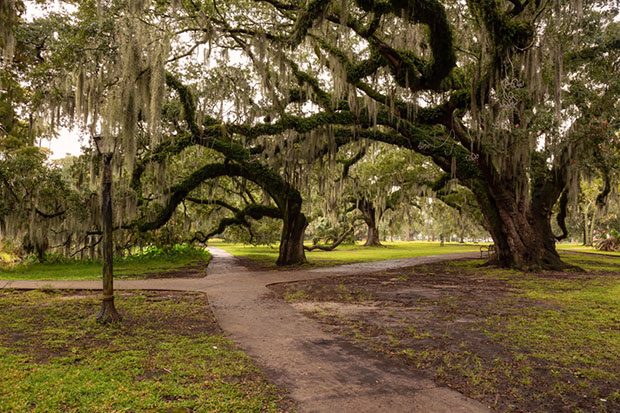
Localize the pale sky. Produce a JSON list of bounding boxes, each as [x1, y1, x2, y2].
[[26, 1, 84, 160], [45, 128, 86, 160]]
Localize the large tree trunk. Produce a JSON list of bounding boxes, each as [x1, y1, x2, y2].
[[486, 205, 566, 270], [276, 197, 308, 266], [366, 224, 381, 246], [359, 199, 382, 247], [471, 178, 569, 271]]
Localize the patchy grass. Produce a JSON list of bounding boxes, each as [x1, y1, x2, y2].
[[0, 289, 290, 412], [0, 246, 210, 281], [213, 240, 482, 267], [270, 252, 620, 412]]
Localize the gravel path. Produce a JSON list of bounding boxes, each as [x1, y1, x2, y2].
[[2, 247, 490, 413]]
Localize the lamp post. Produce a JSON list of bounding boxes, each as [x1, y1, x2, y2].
[[93, 135, 121, 323]]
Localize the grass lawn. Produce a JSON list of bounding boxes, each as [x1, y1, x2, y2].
[[0, 247, 210, 281], [0, 289, 290, 412], [212, 240, 484, 267], [270, 252, 620, 412], [557, 243, 620, 256]]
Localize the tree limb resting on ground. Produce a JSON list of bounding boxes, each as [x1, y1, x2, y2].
[[304, 225, 355, 251]]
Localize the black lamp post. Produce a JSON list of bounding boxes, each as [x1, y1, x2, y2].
[[93, 135, 121, 323]]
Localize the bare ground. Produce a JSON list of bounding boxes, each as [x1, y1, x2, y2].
[[269, 260, 620, 412]]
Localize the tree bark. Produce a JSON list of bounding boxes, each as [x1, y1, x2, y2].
[[587, 208, 598, 246], [64, 235, 71, 258], [96, 152, 121, 323], [276, 197, 308, 266], [471, 178, 570, 271], [88, 235, 94, 260], [358, 199, 382, 247]]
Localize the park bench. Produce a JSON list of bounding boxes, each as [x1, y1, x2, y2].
[[480, 244, 495, 258]]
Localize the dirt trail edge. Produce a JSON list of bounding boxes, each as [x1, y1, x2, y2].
[[1, 247, 490, 413]]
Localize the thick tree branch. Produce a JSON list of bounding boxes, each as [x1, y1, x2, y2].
[[304, 226, 355, 251], [205, 203, 283, 239], [555, 189, 569, 241], [185, 197, 240, 213]]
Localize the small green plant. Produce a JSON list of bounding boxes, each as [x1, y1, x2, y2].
[[406, 326, 431, 340], [284, 289, 310, 302]]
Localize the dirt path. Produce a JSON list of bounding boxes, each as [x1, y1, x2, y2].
[[1, 248, 490, 413]]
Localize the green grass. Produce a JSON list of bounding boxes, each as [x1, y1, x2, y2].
[[0, 246, 210, 281], [556, 243, 620, 256], [0, 289, 288, 412], [429, 256, 620, 409], [480, 256, 620, 367], [213, 240, 483, 267]]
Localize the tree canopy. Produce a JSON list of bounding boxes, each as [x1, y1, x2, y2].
[[1, 0, 620, 269]]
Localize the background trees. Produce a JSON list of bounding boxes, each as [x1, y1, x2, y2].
[[1, 0, 619, 266], [206, 0, 619, 269]]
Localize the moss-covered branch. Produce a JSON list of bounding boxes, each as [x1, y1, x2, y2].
[[205, 203, 283, 239], [339, 148, 366, 179], [134, 155, 300, 232], [165, 73, 200, 137], [289, 60, 334, 111], [353, 0, 456, 90], [288, 0, 331, 46], [304, 226, 354, 251], [315, 35, 467, 124], [468, 0, 534, 52], [224, 111, 358, 139], [185, 197, 240, 214]]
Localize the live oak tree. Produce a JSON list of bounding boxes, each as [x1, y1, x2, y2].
[[0, 14, 84, 261], [194, 0, 620, 269], [12, 0, 311, 265], [8, 0, 620, 271], [337, 144, 440, 246]]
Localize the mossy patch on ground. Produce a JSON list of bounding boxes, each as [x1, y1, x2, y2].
[[0, 289, 291, 412], [270, 252, 620, 412]]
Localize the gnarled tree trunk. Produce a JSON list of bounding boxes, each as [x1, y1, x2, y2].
[[358, 199, 382, 247], [471, 175, 569, 271], [276, 197, 308, 266]]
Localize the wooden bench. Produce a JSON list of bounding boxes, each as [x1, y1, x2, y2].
[[480, 244, 495, 258]]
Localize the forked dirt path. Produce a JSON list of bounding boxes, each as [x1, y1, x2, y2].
[[1, 247, 490, 413]]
